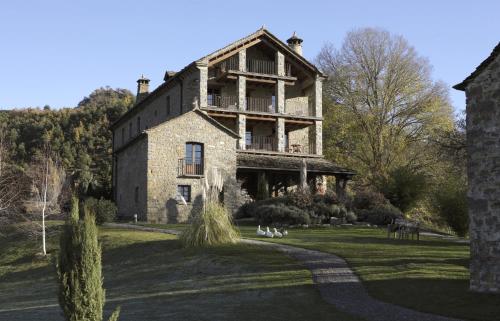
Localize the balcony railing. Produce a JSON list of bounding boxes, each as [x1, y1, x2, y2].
[[215, 57, 293, 77], [208, 94, 238, 109], [246, 136, 277, 152], [246, 59, 275, 75], [246, 96, 275, 113], [178, 158, 204, 176]]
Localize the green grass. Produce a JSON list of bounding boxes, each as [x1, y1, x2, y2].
[[237, 225, 499, 321], [0, 222, 362, 321], [145, 223, 500, 321]]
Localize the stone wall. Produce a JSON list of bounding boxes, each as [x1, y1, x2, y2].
[[146, 111, 238, 223], [465, 53, 500, 293], [115, 137, 148, 220]]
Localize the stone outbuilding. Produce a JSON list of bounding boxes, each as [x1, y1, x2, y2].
[[454, 42, 500, 293], [111, 28, 354, 223]]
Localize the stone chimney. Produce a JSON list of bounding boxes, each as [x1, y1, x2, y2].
[[287, 32, 303, 56], [136, 75, 150, 103]]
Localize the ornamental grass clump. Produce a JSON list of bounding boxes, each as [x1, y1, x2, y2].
[[181, 168, 240, 247]]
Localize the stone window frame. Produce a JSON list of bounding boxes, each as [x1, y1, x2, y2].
[[177, 185, 191, 203]]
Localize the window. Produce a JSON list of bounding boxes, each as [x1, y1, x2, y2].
[[129, 122, 132, 138], [207, 89, 220, 106], [185, 143, 203, 165], [137, 117, 141, 134], [272, 95, 276, 109], [121, 128, 125, 144], [177, 185, 191, 202], [184, 142, 203, 175], [166, 96, 171, 115], [134, 186, 139, 203]]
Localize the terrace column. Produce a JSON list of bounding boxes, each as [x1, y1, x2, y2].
[[238, 50, 246, 111], [275, 117, 285, 152], [237, 114, 246, 150], [313, 75, 323, 117], [309, 120, 322, 155], [196, 60, 208, 108], [275, 51, 285, 114]]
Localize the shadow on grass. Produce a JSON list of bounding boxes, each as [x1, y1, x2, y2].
[[364, 278, 500, 321]]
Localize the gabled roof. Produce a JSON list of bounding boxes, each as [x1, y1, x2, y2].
[[454, 42, 500, 91], [198, 27, 324, 77], [111, 28, 324, 130]]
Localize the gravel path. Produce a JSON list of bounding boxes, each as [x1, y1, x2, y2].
[[106, 223, 463, 321]]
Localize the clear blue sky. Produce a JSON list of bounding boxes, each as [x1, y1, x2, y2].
[[0, 0, 498, 113]]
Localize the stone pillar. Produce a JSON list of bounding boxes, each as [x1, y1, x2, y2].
[[275, 51, 285, 76], [238, 75, 246, 110], [313, 76, 323, 117], [257, 171, 269, 200], [309, 120, 322, 155], [275, 80, 285, 114], [237, 114, 246, 150], [335, 176, 347, 199], [197, 61, 208, 108], [238, 49, 246, 72], [275, 117, 285, 152], [300, 159, 308, 190]]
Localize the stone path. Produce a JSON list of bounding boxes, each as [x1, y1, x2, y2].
[[106, 223, 463, 321]]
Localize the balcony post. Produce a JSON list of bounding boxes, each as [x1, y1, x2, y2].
[[238, 49, 246, 72], [309, 120, 323, 155], [275, 117, 285, 152], [237, 76, 246, 110], [196, 60, 208, 108], [313, 75, 323, 117], [237, 114, 246, 150], [275, 80, 285, 114], [275, 51, 285, 76]]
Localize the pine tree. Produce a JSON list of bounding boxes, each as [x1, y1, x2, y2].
[[57, 196, 120, 321]]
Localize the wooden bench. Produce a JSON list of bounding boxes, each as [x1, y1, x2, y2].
[[387, 218, 420, 241]]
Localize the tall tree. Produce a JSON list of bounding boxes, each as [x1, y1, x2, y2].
[[318, 28, 453, 184], [57, 197, 120, 321]]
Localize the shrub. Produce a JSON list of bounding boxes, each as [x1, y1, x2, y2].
[[288, 189, 313, 209], [346, 211, 357, 223], [254, 203, 310, 226], [84, 197, 117, 225], [378, 166, 427, 212], [181, 202, 240, 247], [431, 177, 468, 237], [353, 189, 388, 210], [356, 204, 403, 225]]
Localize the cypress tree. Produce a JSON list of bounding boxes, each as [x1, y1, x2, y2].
[[57, 196, 120, 321]]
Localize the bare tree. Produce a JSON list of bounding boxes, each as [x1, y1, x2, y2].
[[317, 28, 453, 182], [0, 122, 8, 178], [29, 147, 66, 255]]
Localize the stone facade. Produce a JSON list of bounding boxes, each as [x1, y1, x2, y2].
[[111, 28, 351, 224], [455, 43, 500, 293], [146, 110, 238, 223]]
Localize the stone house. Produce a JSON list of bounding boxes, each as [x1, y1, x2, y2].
[[454, 42, 500, 293], [111, 28, 354, 223]]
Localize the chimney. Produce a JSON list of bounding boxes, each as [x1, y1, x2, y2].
[[136, 75, 150, 103], [286, 32, 303, 56]]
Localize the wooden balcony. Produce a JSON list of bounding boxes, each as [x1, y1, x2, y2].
[[243, 136, 318, 155], [208, 94, 238, 109], [178, 158, 204, 176], [216, 56, 292, 76], [246, 136, 277, 152]]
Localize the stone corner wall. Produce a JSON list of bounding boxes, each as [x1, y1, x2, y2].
[[465, 54, 500, 293]]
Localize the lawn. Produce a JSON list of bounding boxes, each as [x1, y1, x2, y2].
[[0, 222, 361, 321], [237, 225, 500, 321], [142, 223, 500, 321]]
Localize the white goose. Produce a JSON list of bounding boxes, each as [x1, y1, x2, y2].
[[265, 227, 274, 238], [256, 225, 266, 237], [273, 228, 283, 238], [282, 229, 288, 236]]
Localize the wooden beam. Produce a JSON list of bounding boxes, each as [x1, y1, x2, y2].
[[206, 112, 237, 118], [285, 119, 314, 125], [209, 38, 262, 66], [246, 115, 276, 122]]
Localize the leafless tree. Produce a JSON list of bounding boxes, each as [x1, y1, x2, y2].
[[29, 147, 66, 255], [317, 28, 453, 182]]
